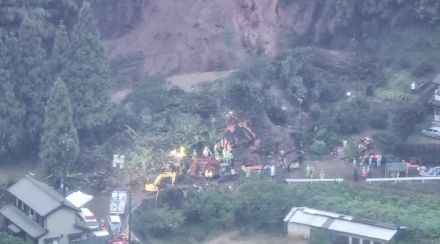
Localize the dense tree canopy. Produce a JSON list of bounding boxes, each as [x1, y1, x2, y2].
[[50, 20, 70, 80], [13, 16, 49, 143], [0, 37, 25, 156], [39, 77, 79, 174], [64, 1, 114, 130], [0, 69, 25, 156]]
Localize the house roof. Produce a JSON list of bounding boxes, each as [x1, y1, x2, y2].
[[284, 207, 401, 242], [433, 73, 440, 85], [428, 95, 440, 107], [0, 204, 47, 238], [8, 175, 79, 217], [66, 191, 93, 208]]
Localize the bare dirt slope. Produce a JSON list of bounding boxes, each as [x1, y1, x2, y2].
[[102, 0, 339, 75], [167, 69, 235, 92]]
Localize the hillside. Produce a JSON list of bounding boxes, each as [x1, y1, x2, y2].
[[99, 0, 341, 75]]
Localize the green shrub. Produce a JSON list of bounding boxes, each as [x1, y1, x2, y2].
[[372, 132, 397, 153], [290, 131, 305, 149], [365, 84, 374, 96], [315, 129, 340, 149], [234, 180, 293, 227], [309, 104, 321, 122], [318, 81, 345, 103], [265, 102, 288, 126], [310, 140, 329, 155], [335, 99, 370, 134], [412, 62, 435, 77], [186, 191, 236, 228], [133, 207, 184, 237], [369, 111, 388, 129], [222, 80, 263, 117]]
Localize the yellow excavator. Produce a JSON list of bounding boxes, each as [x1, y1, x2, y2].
[[145, 171, 177, 192]]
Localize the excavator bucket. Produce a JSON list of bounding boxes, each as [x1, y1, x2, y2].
[[145, 183, 159, 192]]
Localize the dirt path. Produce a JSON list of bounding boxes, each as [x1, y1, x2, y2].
[[205, 231, 294, 244], [167, 69, 235, 92], [111, 87, 132, 104]]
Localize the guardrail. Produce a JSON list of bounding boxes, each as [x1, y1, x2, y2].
[[366, 176, 440, 183], [285, 178, 344, 184]]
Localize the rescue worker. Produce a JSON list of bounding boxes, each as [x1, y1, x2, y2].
[[310, 166, 315, 178], [362, 166, 367, 178], [305, 164, 311, 178], [223, 144, 234, 165], [319, 170, 325, 179], [202, 146, 212, 158], [353, 157, 357, 168], [270, 164, 276, 180], [214, 142, 222, 161], [192, 149, 198, 160], [377, 154, 382, 168]]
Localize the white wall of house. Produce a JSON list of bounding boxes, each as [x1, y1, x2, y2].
[[287, 223, 311, 240], [38, 208, 83, 244], [434, 108, 440, 122]]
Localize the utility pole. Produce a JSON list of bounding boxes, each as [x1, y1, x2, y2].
[[128, 189, 132, 243], [113, 154, 125, 187]]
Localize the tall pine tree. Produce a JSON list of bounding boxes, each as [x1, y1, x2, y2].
[[40, 77, 79, 174], [50, 20, 70, 80], [65, 1, 114, 130], [13, 16, 49, 143], [0, 38, 25, 156]]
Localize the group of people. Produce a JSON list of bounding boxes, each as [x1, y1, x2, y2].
[[192, 138, 235, 165], [353, 154, 383, 168], [352, 157, 373, 181], [305, 164, 325, 179]]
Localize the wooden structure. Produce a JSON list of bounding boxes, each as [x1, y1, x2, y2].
[[384, 161, 408, 177]]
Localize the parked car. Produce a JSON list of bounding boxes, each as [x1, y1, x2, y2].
[[79, 207, 99, 230], [420, 166, 440, 177], [108, 214, 122, 235], [421, 126, 440, 139]]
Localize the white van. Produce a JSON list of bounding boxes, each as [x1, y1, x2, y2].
[[79, 207, 99, 230], [108, 214, 122, 235]]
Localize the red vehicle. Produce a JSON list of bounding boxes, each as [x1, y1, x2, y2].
[[110, 234, 127, 244]]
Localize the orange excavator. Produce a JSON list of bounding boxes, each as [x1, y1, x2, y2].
[[187, 158, 220, 178]]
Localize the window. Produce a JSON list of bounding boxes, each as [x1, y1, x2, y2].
[[44, 237, 60, 244], [23, 204, 29, 215], [35, 213, 44, 227], [68, 233, 83, 241]]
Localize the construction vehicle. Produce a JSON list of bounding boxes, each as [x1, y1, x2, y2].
[[188, 158, 220, 178], [188, 158, 239, 182], [145, 171, 177, 192]]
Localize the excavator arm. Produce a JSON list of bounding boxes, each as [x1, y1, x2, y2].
[[145, 171, 177, 192]]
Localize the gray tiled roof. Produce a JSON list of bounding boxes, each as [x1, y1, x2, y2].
[[0, 204, 47, 238], [8, 175, 78, 216], [433, 74, 440, 85], [284, 207, 400, 242]]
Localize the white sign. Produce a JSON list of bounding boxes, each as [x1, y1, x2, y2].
[[112, 154, 125, 169]]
